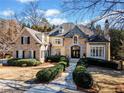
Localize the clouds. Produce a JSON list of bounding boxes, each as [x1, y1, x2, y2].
[[8, 0, 67, 25], [0, 9, 15, 17], [36, 9, 61, 17], [37, 9, 67, 25], [0, 8, 67, 25], [16, 0, 38, 3], [45, 9, 67, 25], [80, 20, 91, 25], [45, 9, 61, 17], [47, 18, 67, 25]]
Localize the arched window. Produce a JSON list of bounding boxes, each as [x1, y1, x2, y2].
[[73, 35, 78, 44]]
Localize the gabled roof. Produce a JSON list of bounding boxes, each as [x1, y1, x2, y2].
[[49, 23, 75, 37], [49, 23, 94, 37], [88, 35, 109, 42], [25, 27, 43, 44], [64, 26, 88, 38]]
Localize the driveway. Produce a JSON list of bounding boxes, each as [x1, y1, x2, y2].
[[25, 62, 83, 93]]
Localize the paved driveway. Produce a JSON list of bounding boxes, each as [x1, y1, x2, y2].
[[25, 63, 84, 93]]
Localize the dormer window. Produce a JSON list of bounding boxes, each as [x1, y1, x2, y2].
[[73, 35, 78, 44], [59, 26, 64, 34]]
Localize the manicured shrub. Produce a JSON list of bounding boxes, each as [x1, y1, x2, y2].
[[36, 68, 52, 82], [8, 58, 41, 67], [73, 59, 93, 89], [45, 55, 69, 66], [83, 58, 118, 70], [36, 56, 68, 83], [60, 57, 69, 67], [45, 55, 62, 62], [77, 58, 89, 67], [36, 63, 64, 83]]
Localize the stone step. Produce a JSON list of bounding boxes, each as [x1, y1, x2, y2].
[[69, 58, 79, 63]]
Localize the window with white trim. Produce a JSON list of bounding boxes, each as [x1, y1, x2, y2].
[[55, 39, 61, 44], [90, 46, 105, 58], [29, 50, 35, 58]]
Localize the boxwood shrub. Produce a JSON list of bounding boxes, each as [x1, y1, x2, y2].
[[36, 56, 68, 83], [45, 55, 62, 62], [82, 58, 118, 70], [8, 58, 41, 67], [73, 59, 93, 89], [45, 55, 69, 66]]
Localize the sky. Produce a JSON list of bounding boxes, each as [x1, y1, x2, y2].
[[0, 0, 104, 25]]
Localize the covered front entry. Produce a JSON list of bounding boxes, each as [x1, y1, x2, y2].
[[71, 45, 80, 58]]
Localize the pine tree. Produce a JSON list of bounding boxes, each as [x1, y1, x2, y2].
[[27, 23, 31, 28], [22, 23, 27, 28]]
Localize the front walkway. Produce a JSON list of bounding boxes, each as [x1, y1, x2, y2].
[[25, 62, 83, 93]]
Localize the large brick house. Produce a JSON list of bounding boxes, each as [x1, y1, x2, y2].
[[12, 22, 110, 62]]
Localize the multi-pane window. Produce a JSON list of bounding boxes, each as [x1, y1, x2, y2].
[[16, 50, 25, 58], [21, 36, 30, 44], [73, 36, 78, 44], [90, 46, 104, 58], [55, 39, 61, 44], [29, 50, 35, 58]]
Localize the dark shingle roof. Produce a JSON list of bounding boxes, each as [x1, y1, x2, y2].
[[88, 35, 109, 42], [49, 23, 93, 37], [64, 26, 87, 38], [49, 23, 75, 36]]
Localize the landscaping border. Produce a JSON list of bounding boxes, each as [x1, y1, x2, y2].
[[7, 58, 41, 67], [36, 56, 69, 83], [81, 58, 119, 70], [73, 58, 93, 89]]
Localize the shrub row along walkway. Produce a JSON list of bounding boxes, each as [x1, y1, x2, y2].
[[26, 62, 83, 93]]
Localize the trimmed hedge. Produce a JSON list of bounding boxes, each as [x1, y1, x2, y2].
[[45, 55, 62, 62], [8, 58, 41, 67], [73, 59, 93, 89], [45, 55, 69, 66], [36, 56, 69, 83], [81, 58, 118, 70]]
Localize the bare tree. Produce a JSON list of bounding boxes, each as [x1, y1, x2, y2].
[[21, 1, 44, 26], [0, 18, 22, 58], [0, 31, 12, 58], [62, 0, 124, 29]]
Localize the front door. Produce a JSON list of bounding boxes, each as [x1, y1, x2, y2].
[[71, 45, 80, 58]]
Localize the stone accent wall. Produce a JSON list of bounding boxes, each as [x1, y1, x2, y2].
[[50, 36, 87, 58]]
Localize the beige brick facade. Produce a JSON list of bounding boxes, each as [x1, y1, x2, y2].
[[12, 28, 48, 62], [49, 36, 87, 58]]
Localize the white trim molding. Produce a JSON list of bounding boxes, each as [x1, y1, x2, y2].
[[87, 44, 106, 60]]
